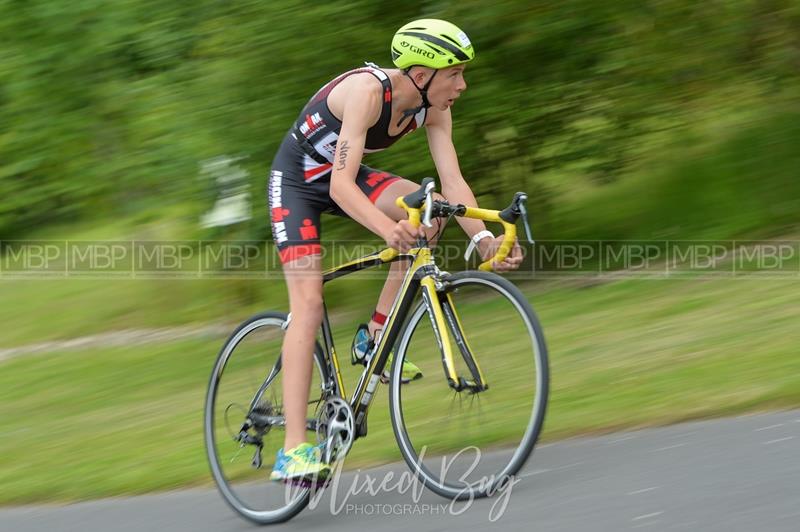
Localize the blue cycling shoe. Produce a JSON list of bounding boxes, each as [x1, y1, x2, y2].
[[350, 323, 422, 383]]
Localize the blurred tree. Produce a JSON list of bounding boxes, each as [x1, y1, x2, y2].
[[0, 0, 797, 239]]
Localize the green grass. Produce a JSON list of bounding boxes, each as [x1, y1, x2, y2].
[[0, 279, 275, 347], [2, 274, 799, 505], [0, 281, 413, 350], [0, 274, 391, 348]]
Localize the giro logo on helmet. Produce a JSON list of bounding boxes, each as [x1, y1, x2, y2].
[[400, 41, 436, 60]]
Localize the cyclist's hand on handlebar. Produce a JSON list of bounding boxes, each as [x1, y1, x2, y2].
[[479, 236, 523, 272], [385, 219, 424, 252]]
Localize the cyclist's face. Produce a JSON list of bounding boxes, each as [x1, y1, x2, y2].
[[430, 65, 467, 110]]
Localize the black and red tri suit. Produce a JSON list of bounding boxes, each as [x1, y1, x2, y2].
[[267, 64, 427, 263]]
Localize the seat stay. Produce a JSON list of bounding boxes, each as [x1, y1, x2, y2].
[[248, 361, 282, 413]]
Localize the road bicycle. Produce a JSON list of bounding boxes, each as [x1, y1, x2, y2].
[[204, 178, 549, 524]]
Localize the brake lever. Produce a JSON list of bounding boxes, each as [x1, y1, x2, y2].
[[517, 196, 535, 244], [422, 181, 435, 228]]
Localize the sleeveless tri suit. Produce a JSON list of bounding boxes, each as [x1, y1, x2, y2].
[[267, 64, 427, 263]]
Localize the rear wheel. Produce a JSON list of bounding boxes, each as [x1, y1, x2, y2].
[[204, 311, 328, 524], [389, 271, 549, 500]]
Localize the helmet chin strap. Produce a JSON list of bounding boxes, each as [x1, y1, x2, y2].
[[397, 68, 437, 127]]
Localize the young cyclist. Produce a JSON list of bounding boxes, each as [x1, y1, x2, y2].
[[267, 19, 523, 482]]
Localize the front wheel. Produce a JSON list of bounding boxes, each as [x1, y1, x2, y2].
[[389, 271, 549, 500]]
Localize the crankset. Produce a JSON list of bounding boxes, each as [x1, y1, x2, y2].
[[315, 396, 355, 464]]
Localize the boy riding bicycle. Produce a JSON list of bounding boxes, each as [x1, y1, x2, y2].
[[267, 19, 522, 482]]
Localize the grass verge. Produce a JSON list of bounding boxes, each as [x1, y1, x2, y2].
[[1, 274, 799, 505]]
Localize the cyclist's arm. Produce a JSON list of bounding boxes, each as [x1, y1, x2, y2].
[[426, 107, 522, 270], [425, 107, 488, 239], [329, 84, 397, 241]]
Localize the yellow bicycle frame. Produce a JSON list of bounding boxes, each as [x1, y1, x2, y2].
[[315, 197, 515, 437]]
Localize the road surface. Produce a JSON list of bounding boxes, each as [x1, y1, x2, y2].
[[2, 409, 798, 531]]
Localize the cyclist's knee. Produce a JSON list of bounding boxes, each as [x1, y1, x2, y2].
[[291, 289, 323, 310], [282, 255, 323, 324], [286, 283, 323, 320]]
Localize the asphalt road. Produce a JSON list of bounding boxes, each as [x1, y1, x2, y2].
[[2, 409, 798, 531]]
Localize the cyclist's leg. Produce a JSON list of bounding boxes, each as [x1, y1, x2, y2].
[[280, 254, 323, 451], [268, 154, 327, 454]]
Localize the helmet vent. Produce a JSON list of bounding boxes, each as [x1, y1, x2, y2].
[[440, 34, 461, 47]]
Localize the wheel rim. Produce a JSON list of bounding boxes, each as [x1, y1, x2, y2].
[[204, 316, 326, 523], [390, 275, 548, 497]]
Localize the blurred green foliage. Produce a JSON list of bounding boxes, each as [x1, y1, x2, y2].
[[0, 1, 798, 240]]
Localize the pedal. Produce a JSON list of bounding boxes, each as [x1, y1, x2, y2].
[[351, 354, 368, 367]]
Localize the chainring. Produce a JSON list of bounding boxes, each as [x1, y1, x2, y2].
[[315, 396, 355, 464]]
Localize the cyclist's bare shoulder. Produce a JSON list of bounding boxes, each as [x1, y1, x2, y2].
[[327, 72, 383, 128]]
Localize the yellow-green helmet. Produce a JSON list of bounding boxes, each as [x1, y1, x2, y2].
[[391, 19, 475, 70]]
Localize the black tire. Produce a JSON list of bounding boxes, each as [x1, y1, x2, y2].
[[389, 271, 549, 500], [204, 311, 328, 525]]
